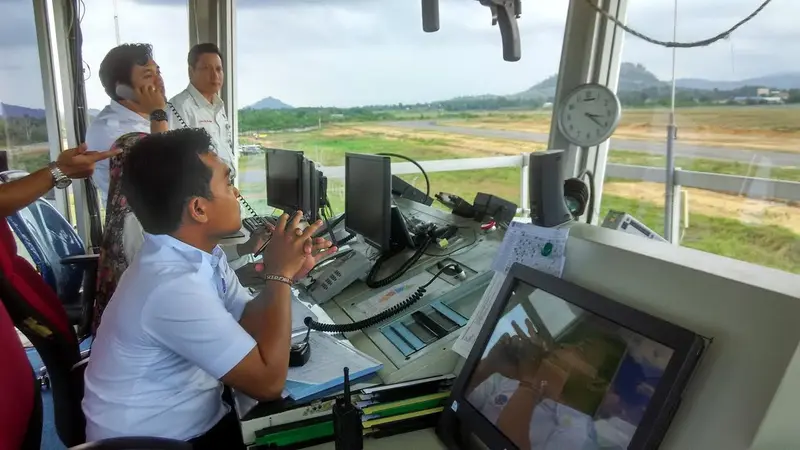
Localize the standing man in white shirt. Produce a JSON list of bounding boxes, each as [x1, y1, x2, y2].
[[169, 43, 235, 171], [86, 43, 172, 206]]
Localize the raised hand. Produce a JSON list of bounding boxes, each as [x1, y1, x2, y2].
[[56, 144, 122, 179], [259, 212, 335, 280], [508, 319, 552, 383]]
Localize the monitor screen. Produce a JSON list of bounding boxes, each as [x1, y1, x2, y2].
[[345, 153, 391, 250], [443, 264, 703, 450], [266, 149, 304, 212]]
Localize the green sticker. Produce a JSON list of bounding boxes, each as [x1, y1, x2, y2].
[[541, 242, 553, 257]]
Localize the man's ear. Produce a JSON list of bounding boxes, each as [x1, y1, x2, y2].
[[187, 197, 210, 224]]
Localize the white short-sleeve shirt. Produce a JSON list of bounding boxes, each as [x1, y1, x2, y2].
[[85, 101, 174, 206], [467, 373, 601, 450], [168, 84, 235, 168], [82, 233, 256, 441]]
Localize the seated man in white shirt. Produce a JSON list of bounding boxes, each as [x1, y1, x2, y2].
[[82, 128, 336, 449], [86, 43, 172, 205], [466, 320, 606, 450], [169, 43, 235, 169]]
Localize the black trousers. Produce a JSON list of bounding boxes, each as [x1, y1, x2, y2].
[[188, 387, 246, 450]]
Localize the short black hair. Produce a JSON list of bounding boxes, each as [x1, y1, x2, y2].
[[99, 43, 154, 100], [122, 128, 215, 235], [188, 43, 223, 68]]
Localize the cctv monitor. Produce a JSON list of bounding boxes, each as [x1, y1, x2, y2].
[[438, 263, 704, 450], [266, 148, 304, 213], [344, 153, 392, 251]]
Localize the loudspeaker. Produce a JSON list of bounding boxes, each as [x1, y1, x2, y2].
[[528, 150, 573, 227]]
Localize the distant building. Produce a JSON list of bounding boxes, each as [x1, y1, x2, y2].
[[731, 96, 784, 105], [756, 87, 771, 97]]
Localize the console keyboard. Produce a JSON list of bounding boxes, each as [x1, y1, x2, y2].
[[242, 216, 276, 233]]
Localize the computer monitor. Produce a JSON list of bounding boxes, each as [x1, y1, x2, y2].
[[344, 153, 392, 250], [438, 263, 704, 450], [266, 148, 304, 213]]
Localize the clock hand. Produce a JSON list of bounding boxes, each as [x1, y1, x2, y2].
[[584, 113, 603, 127]]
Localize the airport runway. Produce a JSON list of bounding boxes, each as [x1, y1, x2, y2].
[[383, 121, 800, 168]]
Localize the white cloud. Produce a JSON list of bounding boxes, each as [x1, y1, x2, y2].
[[1, 0, 798, 110]]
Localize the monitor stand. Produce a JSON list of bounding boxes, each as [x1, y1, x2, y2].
[[388, 205, 417, 253]]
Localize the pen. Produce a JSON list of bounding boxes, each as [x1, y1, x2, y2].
[[254, 234, 271, 257]]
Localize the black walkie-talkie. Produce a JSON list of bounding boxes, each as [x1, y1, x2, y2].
[[333, 367, 363, 450]]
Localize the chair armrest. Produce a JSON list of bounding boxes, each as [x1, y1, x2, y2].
[[69, 437, 192, 449], [61, 254, 100, 266]]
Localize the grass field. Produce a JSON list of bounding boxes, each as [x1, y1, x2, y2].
[[440, 105, 800, 153], [3, 106, 797, 274], [238, 108, 800, 274]]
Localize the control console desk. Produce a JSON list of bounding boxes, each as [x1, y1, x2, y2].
[[234, 198, 505, 447], [308, 198, 504, 384]]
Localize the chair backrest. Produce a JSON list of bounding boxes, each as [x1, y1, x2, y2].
[[0, 218, 85, 447], [0, 300, 42, 450], [5, 194, 86, 308]]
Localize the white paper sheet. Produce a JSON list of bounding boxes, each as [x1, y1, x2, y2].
[[451, 222, 569, 358], [286, 332, 380, 385]]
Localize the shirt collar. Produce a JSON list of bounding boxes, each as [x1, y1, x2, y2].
[[143, 232, 225, 272], [108, 100, 149, 125], [187, 83, 223, 111]]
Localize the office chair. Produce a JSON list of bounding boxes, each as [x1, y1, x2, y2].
[[0, 170, 98, 339]]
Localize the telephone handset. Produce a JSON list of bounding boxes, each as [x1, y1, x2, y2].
[[115, 84, 137, 102]]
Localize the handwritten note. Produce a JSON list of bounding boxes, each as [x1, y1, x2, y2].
[[452, 222, 569, 358]]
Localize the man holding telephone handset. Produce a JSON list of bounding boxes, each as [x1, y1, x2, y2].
[[85, 43, 173, 205]]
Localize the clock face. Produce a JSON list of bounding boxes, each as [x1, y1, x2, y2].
[[557, 84, 621, 147]]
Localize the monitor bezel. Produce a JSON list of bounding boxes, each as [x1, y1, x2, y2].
[[344, 153, 392, 251], [265, 148, 305, 213], [438, 262, 704, 450]]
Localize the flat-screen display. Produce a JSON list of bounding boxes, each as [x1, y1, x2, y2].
[[440, 264, 704, 450], [266, 149, 304, 212], [345, 153, 391, 250]]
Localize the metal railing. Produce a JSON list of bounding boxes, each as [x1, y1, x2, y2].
[[321, 155, 800, 241]]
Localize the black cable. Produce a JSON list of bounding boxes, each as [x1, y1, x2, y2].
[[304, 263, 459, 334], [584, 0, 773, 49], [238, 194, 271, 230], [365, 237, 432, 289], [376, 152, 431, 198], [579, 170, 596, 224]]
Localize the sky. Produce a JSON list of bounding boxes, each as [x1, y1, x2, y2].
[[0, 0, 797, 110]]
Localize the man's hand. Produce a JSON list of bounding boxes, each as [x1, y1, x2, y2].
[[124, 84, 166, 114], [295, 236, 337, 280], [509, 319, 551, 383], [260, 212, 336, 280], [56, 144, 122, 179]]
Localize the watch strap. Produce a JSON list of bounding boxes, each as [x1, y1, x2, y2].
[[48, 162, 70, 189], [149, 109, 168, 122]]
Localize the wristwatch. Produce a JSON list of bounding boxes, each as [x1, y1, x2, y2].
[[149, 109, 168, 122], [48, 162, 71, 189]]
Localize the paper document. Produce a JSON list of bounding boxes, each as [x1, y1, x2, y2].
[[284, 332, 383, 400], [452, 222, 569, 358], [491, 221, 569, 277]]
